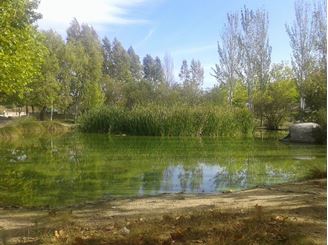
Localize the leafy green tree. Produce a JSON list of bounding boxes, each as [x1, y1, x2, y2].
[[0, 0, 46, 100], [102, 37, 112, 76], [143, 54, 164, 87], [110, 38, 132, 83], [127, 46, 143, 81], [303, 71, 326, 114], [232, 81, 248, 108], [102, 37, 136, 107], [31, 30, 67, 120], [178, 59, 204, 104], [254, 79, 298, 130], [65, 20, 104, 117]]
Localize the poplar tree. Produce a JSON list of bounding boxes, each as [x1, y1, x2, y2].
[[65, 19, 104, 118], [286, 0, 314, 114], [163, 53, 175, 86], [239, 7, 271, 123], [178, 60, 190, 85], [212, 12, 240, 105], [127, 46, 143, 81], [190, 59, 204, 92], [143, 54, 164, 87]]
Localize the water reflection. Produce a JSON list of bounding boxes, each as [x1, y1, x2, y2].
[[0, 134, 325, 208]]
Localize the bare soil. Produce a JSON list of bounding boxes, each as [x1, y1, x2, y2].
[[0, 179, 326, 244]]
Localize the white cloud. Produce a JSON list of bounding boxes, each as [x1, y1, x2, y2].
[[37, 0, 151, 33], [136, 27, 156, 47]]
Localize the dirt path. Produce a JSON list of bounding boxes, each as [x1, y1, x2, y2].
[[0, 179, 326, 244]]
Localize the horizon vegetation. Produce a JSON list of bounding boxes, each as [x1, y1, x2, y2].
[[0, 0, 326, 136]]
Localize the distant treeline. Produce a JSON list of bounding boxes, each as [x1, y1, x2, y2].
[[0, 0, 326, 132]]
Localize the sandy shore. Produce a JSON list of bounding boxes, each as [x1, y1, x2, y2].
[[0, 179, 326, 244]]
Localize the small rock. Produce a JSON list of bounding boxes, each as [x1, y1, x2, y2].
[[120, 226, 130, 235]]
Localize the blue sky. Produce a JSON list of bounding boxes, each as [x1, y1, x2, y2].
[[37, 0, 310, 88]]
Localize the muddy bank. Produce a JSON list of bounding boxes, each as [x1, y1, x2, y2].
[[0, 179, 326, 244]]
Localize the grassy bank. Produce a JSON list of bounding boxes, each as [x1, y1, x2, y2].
[[304, 166, 327, 180], [0, 118, 70, 140], [78, 105, 254, 137]]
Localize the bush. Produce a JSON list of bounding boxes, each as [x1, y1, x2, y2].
[[78, 105, 254, 137]]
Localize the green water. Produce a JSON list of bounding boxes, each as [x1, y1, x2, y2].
[[0, 133, 326, 208]]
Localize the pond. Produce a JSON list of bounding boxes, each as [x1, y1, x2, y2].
[[0, 133, 326, 208]]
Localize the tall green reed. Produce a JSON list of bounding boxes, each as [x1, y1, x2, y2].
[[78, 105, 254, 137]]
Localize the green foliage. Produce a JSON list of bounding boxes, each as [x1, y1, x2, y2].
[[143, 54, 165, 87], [29, 30, 67, 111], [65, 20, 104, 117], [78, 105, 254, 136], [303, 71, 327, 112], [254, 79, 298, 129], [0, 0, 46, 99], [232, 81, 248, 107], [81, 82, 104, 111]]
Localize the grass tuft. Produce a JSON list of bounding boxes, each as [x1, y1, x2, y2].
[[304, 166, 327, 180]]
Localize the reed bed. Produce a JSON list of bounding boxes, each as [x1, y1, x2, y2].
[[78, 105, 254, 137]]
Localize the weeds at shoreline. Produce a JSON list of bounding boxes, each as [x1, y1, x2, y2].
[[78, 105, 254, 137]]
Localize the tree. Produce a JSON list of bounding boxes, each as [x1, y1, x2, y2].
[[109, 38, 132, 83], [143, 54, 164, 88], [178, 59, 204, 104], [66, 18, 81, 42], [163, 53, 175, 86], [31, 30, 67, 120], [127, 46, 143, 81], [269, 62, 294, 83], [65, 20, 104, 118], [239, 6, 271, 113], [212, 12, 240, 106], [102, 37, 112, 76], [0, 0, 46, 100], [286, 0, 314, 116], [303, 71, 326, 114], [311, 0, 326, 73], [189, 59, 204, 92], [254, 79, 298, 130], [178, 60, 190, 85], [254, 63, 298, 129]]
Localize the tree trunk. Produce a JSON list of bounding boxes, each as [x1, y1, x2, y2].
[[40, 106, 47, 121], [25, 105, 29, 116], [50, 102, 53, 121]]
